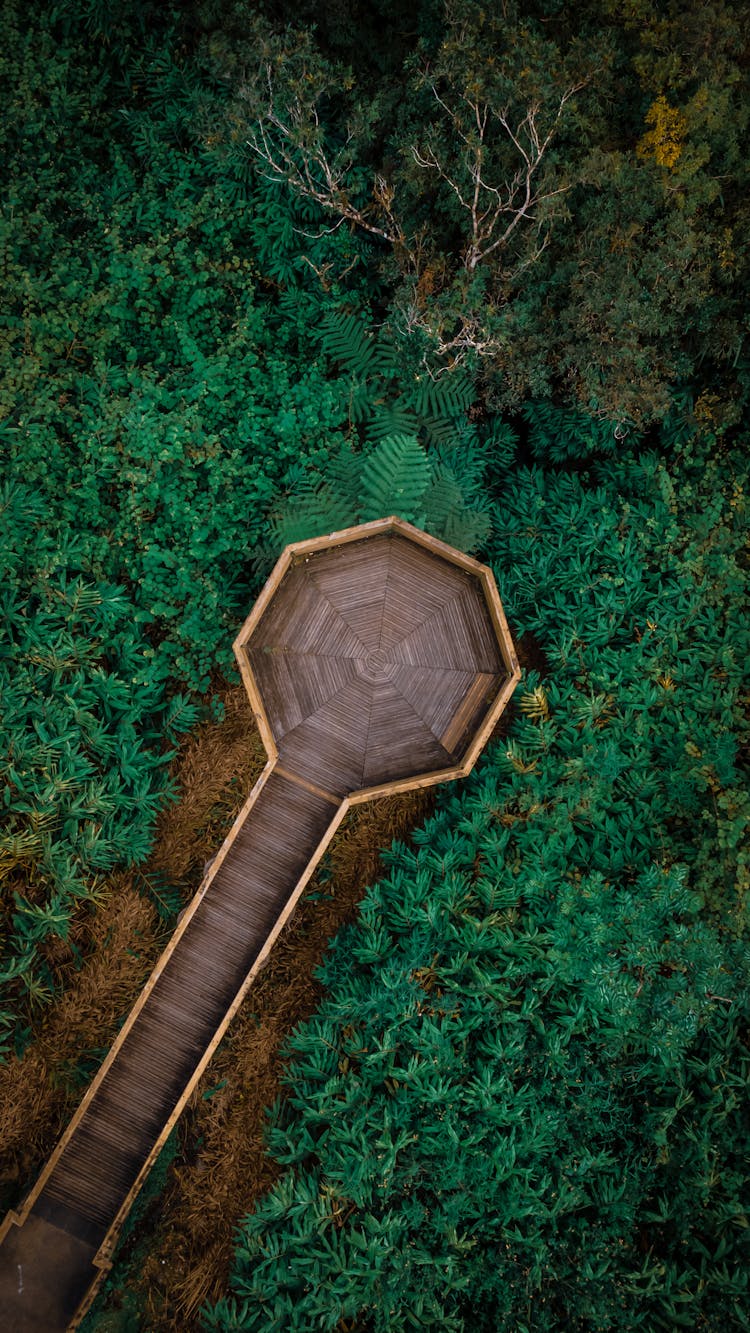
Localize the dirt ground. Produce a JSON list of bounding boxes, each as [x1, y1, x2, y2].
[[101, 784, 435, 1329], [0, 682, 435, 1329], [0, 684, 264, 1218]]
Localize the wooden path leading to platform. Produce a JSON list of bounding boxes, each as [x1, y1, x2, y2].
[[0, 766, 345, 1332], [0, 518, 519, 1332], [35, 770, 337, 1245]]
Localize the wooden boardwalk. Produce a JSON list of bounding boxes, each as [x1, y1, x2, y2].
[[248, 532, 505, 795], [0, 518, 519, 1331], [34, 772, 336, 1246]]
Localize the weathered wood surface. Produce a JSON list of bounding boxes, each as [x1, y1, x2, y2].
[[35, 772, 334, 1244], [0, 518, 519, 1332], [247, 534, 505, 796], [0, 772, 338, 1331]]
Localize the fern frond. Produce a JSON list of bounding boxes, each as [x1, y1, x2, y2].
[[421, 466, 464, 531], [164, 693, 199, 737], [344, 376, 376, 425], [422, 466, 491, 553], [434, 427, 490, 505], [365, 402, 421, 444], [369, 335, 400, 379], [139, 871, 184, 923], [421, 415, 461, 449], [268, 487, 358, 549], [360, 435, 431, 524], [325, 442, 364, 511], [522, 401, 635, 462], [407, 372, 474, 418], [485, 420, 519, 471], [320, 312, 385, 379], [442, 505, 491, 554]]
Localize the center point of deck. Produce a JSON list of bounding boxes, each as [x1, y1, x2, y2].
[[356, 649, 392, 684], [367, 649, 388, 672]]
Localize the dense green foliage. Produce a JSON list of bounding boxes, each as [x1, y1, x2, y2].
[[1, 0, 479, 1055], [2, 1, 749, 1330], [204, 427, 749, 1332], [211, 0, 750, 424]]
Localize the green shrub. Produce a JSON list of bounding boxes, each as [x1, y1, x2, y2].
[[204, 432, 749, 1332]]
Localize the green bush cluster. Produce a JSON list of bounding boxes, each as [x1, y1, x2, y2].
[[0, 479, 180, 1053], [1, 6, 352, 689], [207, 0, 750, 425], [204, 429, 749, 1332], [0, 2, 354, 1049], [1, 2, 487, 1053], [3, 3, 749, 1330]]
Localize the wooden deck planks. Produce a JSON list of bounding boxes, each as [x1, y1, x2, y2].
[[247, 531, 507, 797], [391, 586, 502, 672], [245, 650, 359, 739], [279, 678, 372, 796], [307, 536, 393, 651], [439, 672, 501, 756], [379, 535, 475, 651], [388, 665, 478, 746], [250, 563, 366, 659], [362, 679, 452, 786], [0, 518, 520, 1333], [29, 772, 336, 1248]]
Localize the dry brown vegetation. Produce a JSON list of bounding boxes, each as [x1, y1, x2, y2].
[[0, 876, 159, 1210], [0, 684, 264, 1216], [110, 785, 435, 1330], [1, 675, 434, 1331]]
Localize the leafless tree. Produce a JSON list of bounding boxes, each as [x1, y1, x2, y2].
[[411, 82, 588, 273], [245, 66, 407, 249], [244, 62, 589, 368]]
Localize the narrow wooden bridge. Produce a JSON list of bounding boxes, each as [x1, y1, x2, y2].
[[0, 518, 519, 1331]]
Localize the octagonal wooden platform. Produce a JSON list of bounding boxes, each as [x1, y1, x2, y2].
[[0, 518, 519, 1331]]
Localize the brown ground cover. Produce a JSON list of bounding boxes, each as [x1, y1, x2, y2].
[[0, 681, 434, 1330], [0, 684, 263, 1219], [1, 636, 530, 1329], [116, 784, 434, 1330]]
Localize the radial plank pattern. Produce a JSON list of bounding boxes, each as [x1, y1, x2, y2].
[[245, 532, 507, 795]]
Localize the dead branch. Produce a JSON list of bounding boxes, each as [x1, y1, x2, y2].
[[243, 59, 589, 367], [412, 80, 587, 272], [245, 65, 407, 249]]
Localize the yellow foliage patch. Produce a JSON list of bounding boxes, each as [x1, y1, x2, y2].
[[637, 95, 688, 169]]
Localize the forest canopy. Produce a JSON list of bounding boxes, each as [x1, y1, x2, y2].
[[1, 0, 748, 1330]]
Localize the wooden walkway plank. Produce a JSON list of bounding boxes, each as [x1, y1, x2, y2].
[[307, 534, 394, 651], [0, 517, 519, 1332], [379, 535, 474, 650], [26, 773, 336, 1254]]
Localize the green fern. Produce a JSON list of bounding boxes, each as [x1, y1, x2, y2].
[[360, 435, 431, 524], [420, 414, 462, 449], [422, 466, 492, 553], [164, 693, 199, 738], [344, 375, 377, 425], [522, 401, 635, 463], [485, 420, 519, 471], [324, 442, 363, 510], [440, 504, 492, 554], [365, 401, 421, 444], [420, 465, 464, 532], [319, 311, 391, 379], [269, 487, 359, 549], [138, 871, 184, 924], [407, 372, 474, 418]]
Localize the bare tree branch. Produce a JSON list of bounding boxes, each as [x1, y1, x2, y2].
[[411, 80, 588, 271], [244, 64, 407, 248], [241, 57, 591, 367]]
